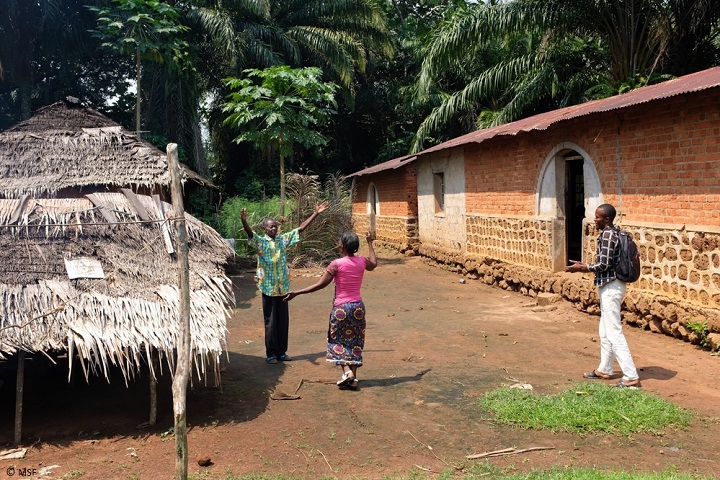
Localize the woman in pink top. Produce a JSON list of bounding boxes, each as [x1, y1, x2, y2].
[[284, 231, 377, 390]]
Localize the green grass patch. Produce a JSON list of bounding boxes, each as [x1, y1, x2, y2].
[[190, 465, 711, 480], [466, 465, 712, 480], [479, 382, 692, 435]]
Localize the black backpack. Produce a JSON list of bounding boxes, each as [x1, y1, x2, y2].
[[615, 228, 641, 282]]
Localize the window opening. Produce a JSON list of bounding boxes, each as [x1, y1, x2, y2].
[[433, 172, 444, 213]]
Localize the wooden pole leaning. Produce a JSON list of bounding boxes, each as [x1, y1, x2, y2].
[[167, 143, 191, 480]]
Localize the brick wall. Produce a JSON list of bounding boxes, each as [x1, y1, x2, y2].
[[351, 164, 417, 217], [458, 88, 720, 336], [464, 89, 720, 224], [351, 164, 418, 251]]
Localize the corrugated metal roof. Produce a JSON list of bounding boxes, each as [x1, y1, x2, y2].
[[419, 66, 720, 155], [346, 154, 417, 177], [348, 67, 720, 177]]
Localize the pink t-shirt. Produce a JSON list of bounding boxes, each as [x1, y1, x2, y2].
[[327, 255, 368, 306]]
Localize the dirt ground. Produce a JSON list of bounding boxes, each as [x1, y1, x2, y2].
[[1, 248, 720, 479]]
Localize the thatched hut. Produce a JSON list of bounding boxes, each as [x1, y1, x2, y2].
[[0, 98, 209, 199], [0, 191, 232, 380], [0, 99, 234, 443]]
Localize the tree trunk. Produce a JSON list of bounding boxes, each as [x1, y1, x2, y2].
[[168, 143, 191, 480], [136, 47, 142, 135], [280, 153, 286, 217]]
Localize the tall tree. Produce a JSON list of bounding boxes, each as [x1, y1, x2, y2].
[[222, 66, 338, 216], [188, 0, 393, 194], [90, 0, 190, 133]]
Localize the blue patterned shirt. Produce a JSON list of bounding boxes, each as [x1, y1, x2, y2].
[[247, 229, 301, 296]]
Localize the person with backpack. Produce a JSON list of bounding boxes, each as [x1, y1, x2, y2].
[[565, 203, 640, 388]]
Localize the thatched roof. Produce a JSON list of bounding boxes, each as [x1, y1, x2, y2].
[[0, 191, 233, 382], [0, 98, 210, 198]]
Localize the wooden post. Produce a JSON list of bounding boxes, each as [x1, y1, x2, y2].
[[149, 349, 157, 427], [14, 351, 25, 445], [167, 143, 191, 480]]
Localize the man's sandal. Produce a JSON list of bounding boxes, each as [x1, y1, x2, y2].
[[337, 370, 355, 386], [583, 370, 610, 380], [614, 379, 641, 388]]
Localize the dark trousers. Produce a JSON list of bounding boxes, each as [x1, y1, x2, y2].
[[262, 293, 289, 358]]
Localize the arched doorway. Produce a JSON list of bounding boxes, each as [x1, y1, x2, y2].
[[536, 144, 602, 271]]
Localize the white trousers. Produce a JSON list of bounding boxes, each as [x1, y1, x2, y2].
[[597, 279, 639, 381]]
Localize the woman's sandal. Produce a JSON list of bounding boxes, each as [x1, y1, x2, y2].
[[348, 379, 359, 391], [337, 370, 355, 386], [583, 370, 610, 380]]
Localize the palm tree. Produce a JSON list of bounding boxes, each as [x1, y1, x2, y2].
[[411, 0, 720, 152], [272, 0, 394, 95], [90, 0, 190, 134]]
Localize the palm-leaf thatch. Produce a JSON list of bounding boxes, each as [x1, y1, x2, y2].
[[0, 98, 210, 199], [0, 191, 233, 383]]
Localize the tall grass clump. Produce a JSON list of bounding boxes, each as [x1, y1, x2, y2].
[[218, 172, 354, 264], [480, 382, 692, 436]]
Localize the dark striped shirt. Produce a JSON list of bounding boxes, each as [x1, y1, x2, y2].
[[588, 225, 620, 286]]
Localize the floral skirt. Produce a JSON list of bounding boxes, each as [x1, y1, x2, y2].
[[326, 300, 366, 366]]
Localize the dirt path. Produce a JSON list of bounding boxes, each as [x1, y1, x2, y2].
[[1, 249, 719, 479]]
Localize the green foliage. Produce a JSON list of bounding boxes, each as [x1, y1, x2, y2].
[[222, 66, 338, 157], [586, 73, 676, 100], [686, 320, 710, 349], [89, 0, 190, 66], [217, 173, 354, 264], [141, 132, 187, 161], [233, 172, 279, 201], [480, 382, 692, 436], [185, 187, 220, 229], [411, 0, 720, 152], [0, 0, 132, 125], [219, 196, 284, 256]]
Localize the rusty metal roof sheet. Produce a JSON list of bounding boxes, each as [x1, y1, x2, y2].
[[348, 66, 720, 177], [419, 66, 720, 156], [348, 67, 720, 177], [346, 154, 417, 177]]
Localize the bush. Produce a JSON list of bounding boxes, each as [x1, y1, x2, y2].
[[217, 173, 355, 265], [218, 196, 284, 257]]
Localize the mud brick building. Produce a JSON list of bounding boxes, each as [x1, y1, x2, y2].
[[349, 66, 720, 349]]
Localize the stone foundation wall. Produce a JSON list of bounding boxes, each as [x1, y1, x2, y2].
[[581, 222, 720, 311], [352, 213, 419, 252], [422, 254, 720, 351], [466, 215, 553, 269]]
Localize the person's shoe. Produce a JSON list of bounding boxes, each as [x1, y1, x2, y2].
[[347, 379, 359, 391], [615, 379, 640, 388], [583, 370, 610, 380], [266, 356, 278, 364], [336, 370, 355, 386], [277, 354, 292, 361]]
